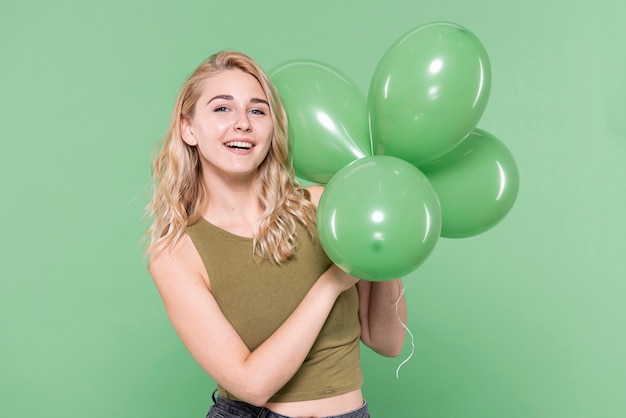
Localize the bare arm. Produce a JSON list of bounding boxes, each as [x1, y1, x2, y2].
[[149, 235, 357, 406], [357, 280, 407, 357], [308, 184, 408, 357], [357, 279, 407, 357]]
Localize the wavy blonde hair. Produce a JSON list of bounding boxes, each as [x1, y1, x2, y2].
[[146, 51, 317, 263]]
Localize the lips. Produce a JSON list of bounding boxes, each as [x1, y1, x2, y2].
[[224, 140, 254, 150]]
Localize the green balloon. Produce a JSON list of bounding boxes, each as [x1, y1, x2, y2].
[[420, 128, 520, 238], [270, 60, 372, 184], [317, 155, 441, 281], [368, 22, 492, 167]]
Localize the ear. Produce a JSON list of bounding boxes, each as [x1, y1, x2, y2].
[[181, 118, 197, 146]]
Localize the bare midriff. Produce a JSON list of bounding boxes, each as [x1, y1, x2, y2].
[[264, 389, 364, 417]]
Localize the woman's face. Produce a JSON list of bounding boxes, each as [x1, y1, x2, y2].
[[182, 69, 274, 179]]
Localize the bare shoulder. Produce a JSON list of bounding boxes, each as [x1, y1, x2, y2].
[[148, 234, 209, 291], [305, 185, 325, 207]]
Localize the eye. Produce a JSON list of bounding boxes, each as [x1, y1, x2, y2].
[[249, 108, 266, 115], [214, 106, 229, 112]]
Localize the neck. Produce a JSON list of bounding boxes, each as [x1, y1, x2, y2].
[[200, 170, 263, 238]]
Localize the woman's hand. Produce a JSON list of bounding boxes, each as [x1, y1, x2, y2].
[[319, 264, 360, 295]]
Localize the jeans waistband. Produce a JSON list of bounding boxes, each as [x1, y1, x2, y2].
[[208, 391, 370, 418]]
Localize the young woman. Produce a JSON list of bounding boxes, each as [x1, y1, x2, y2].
[[146, 51, 407, 418]]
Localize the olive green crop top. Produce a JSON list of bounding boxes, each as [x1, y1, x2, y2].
[[186, 218, 363, 402]]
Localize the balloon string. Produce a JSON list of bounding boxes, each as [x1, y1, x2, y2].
[[395, 285, 415, 379]]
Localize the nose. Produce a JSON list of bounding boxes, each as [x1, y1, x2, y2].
[[234, 112, 251, 132]]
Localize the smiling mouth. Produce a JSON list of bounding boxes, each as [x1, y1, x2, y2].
[[224, 140, 253, 150]]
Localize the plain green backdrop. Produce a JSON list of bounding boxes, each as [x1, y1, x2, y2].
[[1, 0, 625, 417]]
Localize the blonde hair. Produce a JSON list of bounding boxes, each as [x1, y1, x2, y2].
[[146, 51, 317, 263]]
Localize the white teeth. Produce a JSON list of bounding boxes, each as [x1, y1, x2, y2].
[[225, 141, 253, 149]]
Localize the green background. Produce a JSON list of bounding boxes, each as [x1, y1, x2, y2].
[[1, 0, 624, 417]]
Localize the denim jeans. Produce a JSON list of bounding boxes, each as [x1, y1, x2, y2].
[[206, 391, 371, 418]]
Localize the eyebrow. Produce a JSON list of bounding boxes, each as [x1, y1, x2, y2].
[[207, 95, 269, 106]]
